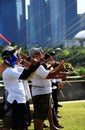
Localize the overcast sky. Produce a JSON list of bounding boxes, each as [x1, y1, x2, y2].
[[77, 0, 85, 14], [25, 0, 30, 19]]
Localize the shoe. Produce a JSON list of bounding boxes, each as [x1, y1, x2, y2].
[[57, 110, 59, 113], [43, 123, 49, 128], [55, 124, 64, 129], [56, 110, 59, 114], [58, 104, 63, 107], [50, 126, 59, 130], [57, 114, 62, 118]]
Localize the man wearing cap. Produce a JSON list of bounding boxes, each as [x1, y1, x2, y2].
[[44, 52, 64, 128], [1, 46, 40, 130], [28, 47, 65, 130]]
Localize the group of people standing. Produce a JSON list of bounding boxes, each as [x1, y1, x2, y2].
[[0, 45, 70, 130]]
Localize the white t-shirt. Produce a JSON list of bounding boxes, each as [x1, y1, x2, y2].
[[31, 65, 52, 96], [2, 66, 26, 104], [16, 65, 32, 101], [23, 80, 32, 101]]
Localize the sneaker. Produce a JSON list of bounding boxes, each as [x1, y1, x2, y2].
[[55, 124, 64, 129], [43, 123, 49, 128], [58, 104, 63, 107], [57, 114, 62, 118]]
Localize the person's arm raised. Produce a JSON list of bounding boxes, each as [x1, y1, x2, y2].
[[46, 60, 65, 79], [19, 59, 40, 79]]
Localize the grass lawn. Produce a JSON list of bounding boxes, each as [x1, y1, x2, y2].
[[28, 101, 85, 130]]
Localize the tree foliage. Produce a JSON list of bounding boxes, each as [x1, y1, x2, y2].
[[0, 45, 85, 78]]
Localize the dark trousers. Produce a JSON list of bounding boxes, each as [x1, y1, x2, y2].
[[26, 101, 31, 126], [52, 107, 59, 125], [11, 100, 27, 130], [52, 88, 58, 113]]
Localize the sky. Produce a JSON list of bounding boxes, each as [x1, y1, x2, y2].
[[77, 0, 85, 14], [25, 0, 85, 19], [25, 0, 30, 19]]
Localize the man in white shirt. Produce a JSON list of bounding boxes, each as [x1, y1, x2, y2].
[[28, 47, 65, 130], [2, 46, 40, 130]]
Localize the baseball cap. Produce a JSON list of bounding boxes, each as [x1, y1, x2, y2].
[[2, 45, 17, 60], [49, 51, 56, 56], [29, 47, 42, 57], [2, 45, 17, 52]]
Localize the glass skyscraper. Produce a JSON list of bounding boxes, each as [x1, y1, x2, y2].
[[28, 0, 51, 47], [65, 0, 79, 39], [50, 0, 79, 45], [0, 0, 26, 46], [49, 0, 66, 45]]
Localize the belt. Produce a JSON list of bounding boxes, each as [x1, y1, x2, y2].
[[32, 85, 45, 88]]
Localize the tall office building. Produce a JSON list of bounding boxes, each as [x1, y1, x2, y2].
[[49, 0, 79, 45], [0, 0, 27, 46], [49, 0, 66, 45], [28, 0, 51, 47], [78, 13, 85, 31], [0, 0, 18, 45], [65, 0, 79, 39]]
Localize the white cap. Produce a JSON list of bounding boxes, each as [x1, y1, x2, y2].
[[29, 47, 42, 57], [2, 45, 17, 52]]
